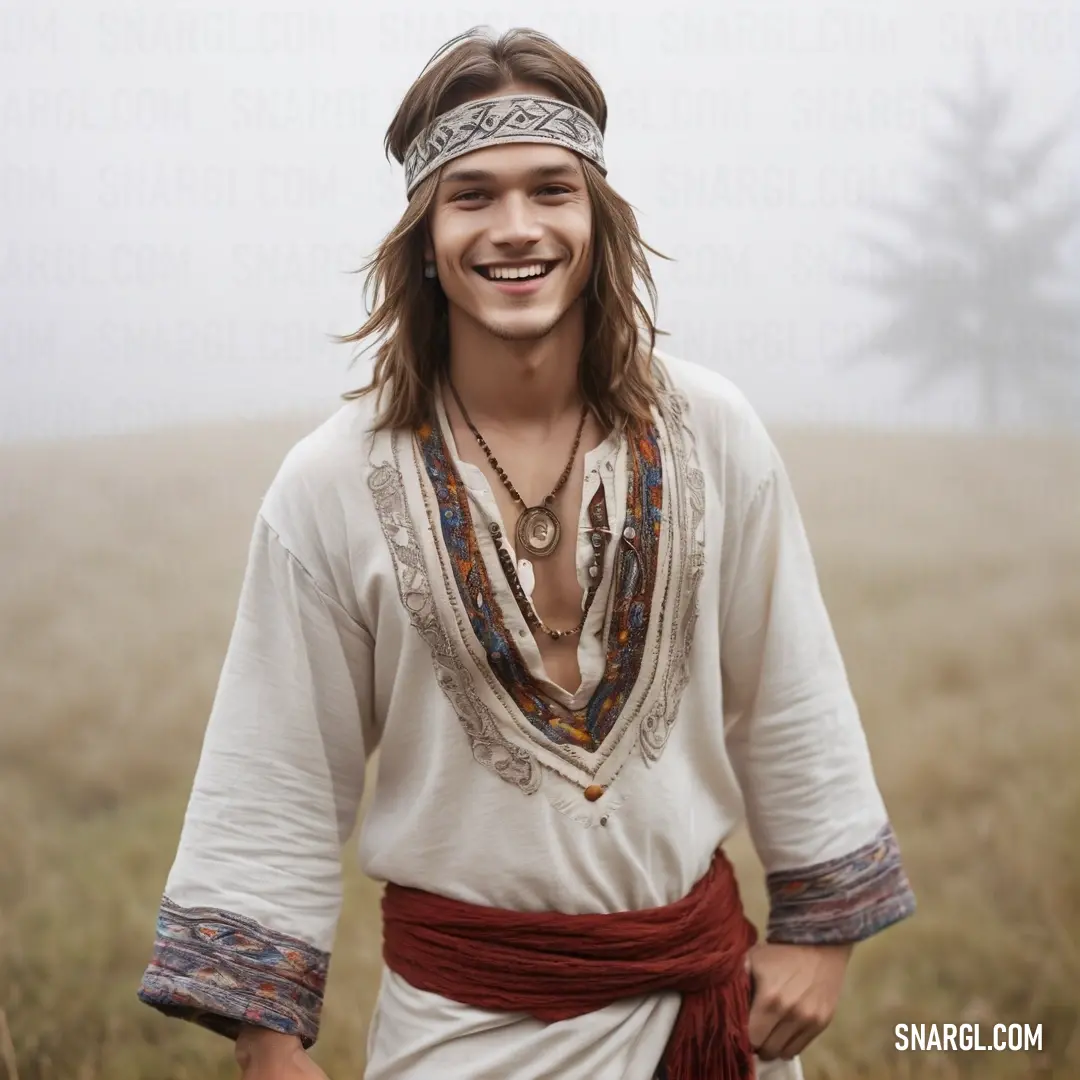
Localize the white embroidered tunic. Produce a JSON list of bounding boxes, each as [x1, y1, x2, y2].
[[138, 353, 915, 1080]]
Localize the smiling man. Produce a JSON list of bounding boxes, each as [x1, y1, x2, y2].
[[137, 26, 915, 1080]]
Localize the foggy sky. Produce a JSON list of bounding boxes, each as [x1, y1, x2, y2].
[[2, 0, 1078, 443]]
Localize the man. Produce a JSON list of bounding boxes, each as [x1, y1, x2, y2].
[[138, 26, 915, 1080]]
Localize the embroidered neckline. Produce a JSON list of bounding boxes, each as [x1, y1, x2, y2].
[[415, 417, 664, 752]]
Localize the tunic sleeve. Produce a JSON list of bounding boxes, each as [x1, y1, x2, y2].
[[720, 456, 915, 946], [136, 510, 373, 1047]]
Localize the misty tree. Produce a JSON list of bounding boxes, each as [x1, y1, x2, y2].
[[839, 47, 1080, 430]]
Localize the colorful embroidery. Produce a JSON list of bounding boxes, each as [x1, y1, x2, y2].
[[765, 823, 917, 944], [137, 895, 329, 1048], [584, 423, 664, 741], [639, 381, 706, 764], [415, 418, 664, 753], [369, 451, 542, 793]]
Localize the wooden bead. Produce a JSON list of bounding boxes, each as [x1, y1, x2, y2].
[[584, 785, 606, 802]]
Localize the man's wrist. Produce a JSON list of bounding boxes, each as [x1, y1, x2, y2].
[[235, 1026, 304, 1069]]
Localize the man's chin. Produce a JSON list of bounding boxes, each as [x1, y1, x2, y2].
[[475, 319, 552, 341], [475, 309, 569, 342]]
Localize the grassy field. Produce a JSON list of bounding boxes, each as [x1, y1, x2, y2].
[[1, 413, 1078, 1080]]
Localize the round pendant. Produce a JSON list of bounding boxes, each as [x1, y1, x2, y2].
[[516, 505, 561, 558]]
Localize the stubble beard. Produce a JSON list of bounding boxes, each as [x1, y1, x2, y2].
[[480, 309, 567, 342], [477, 285, 587, 342]]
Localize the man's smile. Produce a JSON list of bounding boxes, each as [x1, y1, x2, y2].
[[472, 260, 561, 293]]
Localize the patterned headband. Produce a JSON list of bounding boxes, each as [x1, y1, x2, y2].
[[403, 94, 606, 197]]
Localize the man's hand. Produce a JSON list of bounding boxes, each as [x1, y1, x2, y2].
[[746, 941, 853, 1061], [235, 1027, 331, 1079]]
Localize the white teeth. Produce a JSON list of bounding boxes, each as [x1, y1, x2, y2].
[[486, 263, 548, 280]]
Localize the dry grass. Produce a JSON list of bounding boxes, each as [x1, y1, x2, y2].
[[1, 414, 1078, 1080]]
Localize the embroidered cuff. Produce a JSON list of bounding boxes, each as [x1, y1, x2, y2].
[[765, 823, 916, 945], [137, 895, 330, 1048]]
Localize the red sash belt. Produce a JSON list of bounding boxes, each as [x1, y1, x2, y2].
[[382, 847, 758, 1079]]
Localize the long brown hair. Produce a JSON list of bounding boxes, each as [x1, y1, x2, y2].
[[333, 26, 670, 434]]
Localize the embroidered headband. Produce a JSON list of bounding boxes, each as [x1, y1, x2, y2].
[[403, 94, 606, 197]]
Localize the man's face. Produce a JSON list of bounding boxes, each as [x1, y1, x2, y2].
[[426, 141, 593, 342]]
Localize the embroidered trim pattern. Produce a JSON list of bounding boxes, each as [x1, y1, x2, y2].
[[136, 895, 329, 1048], [639, 375, 707, 762], [366, 364, 706, 796], [415, 415, 663, 753], [765, 823, 917, 944], [369, 438, 541, 792]]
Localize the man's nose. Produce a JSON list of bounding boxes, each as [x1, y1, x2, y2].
[[488, 192, 544, 246]]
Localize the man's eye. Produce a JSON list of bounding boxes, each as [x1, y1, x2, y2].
[[450, 186, 571, 202]]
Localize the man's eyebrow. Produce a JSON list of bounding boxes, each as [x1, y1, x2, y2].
[[439, 162, 581, 185]]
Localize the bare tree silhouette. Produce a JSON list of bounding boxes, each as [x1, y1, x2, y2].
[[839, 46, 1080, 431]]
